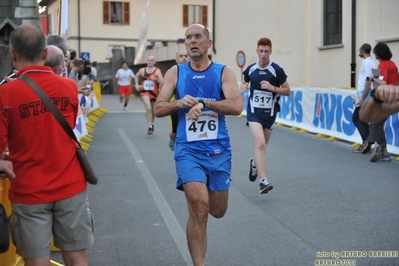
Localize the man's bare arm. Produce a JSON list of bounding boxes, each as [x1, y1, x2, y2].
[[360, 85, 399, 122], [203, 66, 242, 115], [134, 68, 143, 90]]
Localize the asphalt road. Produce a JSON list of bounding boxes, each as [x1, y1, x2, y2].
[[52, 102, 399, 266]]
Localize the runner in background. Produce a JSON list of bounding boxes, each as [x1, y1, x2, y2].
[[135, 56, 163, 134]]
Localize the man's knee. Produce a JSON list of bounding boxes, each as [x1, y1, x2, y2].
[[209, 207, 227, 219]]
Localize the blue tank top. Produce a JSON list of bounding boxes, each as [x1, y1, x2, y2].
[[175, 62, 230, 154]]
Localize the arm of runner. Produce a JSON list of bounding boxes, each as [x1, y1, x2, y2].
[[154, 66, 198, 117], [201, 66, 242, 115], [276, 81, 291, 96], [360, 85, 399, 122], [240, 81, 249, 92], [156, 69, 164, 84], [134, 68, 142, 91]]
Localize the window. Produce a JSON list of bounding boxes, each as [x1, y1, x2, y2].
[[103, 1, 130, 25], [323, 0, 342, 45], [0, 24, 13, 45], [183, 5, 208, 27]]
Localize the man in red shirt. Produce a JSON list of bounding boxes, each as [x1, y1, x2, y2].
[[0, 24, 93, 265]]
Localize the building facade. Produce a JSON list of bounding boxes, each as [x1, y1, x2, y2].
[[211, 0, 399, 88], [39, 0, 212, 64]]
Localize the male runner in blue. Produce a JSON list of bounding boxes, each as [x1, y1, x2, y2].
[[154, 24, 241, 266]]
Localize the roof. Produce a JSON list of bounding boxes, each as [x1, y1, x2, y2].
[[38, 0, 56, 7]]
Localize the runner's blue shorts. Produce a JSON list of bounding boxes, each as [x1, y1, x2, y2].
[[174, 144, 232, 191], [247, 111, 277, 129]]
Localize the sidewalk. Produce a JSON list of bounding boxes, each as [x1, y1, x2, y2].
[[99, 94, 145, 113]]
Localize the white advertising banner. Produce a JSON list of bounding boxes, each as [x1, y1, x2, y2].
[[275, 86, 399, 155]]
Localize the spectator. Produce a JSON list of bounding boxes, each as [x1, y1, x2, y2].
[[69, 58, 89, 96], [366, 43, 399, 162], [352, 43, 376, 154], [44, 45, 65, 75], [91, 61, 98, 81], [46, 35, 69, 77], [0, 24, 93, 266], [111, 13, 120, 23]]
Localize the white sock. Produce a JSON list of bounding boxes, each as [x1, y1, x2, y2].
[[260, 178, 268, 184], [251, 160, 256, 167]]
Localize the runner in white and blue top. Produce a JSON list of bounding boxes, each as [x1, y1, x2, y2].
[[241, 37, 291, 194], [243, 61, 287, 120]]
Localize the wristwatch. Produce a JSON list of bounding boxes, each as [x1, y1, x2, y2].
[[370, 87, 383, 104], [198, 99, 206, 109]]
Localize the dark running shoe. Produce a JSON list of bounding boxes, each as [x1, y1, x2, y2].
[[260, 182, 273, 194], [169, 139, 175, 151], [248, 158, 257, 182], [361, 142, 372, 154], [370, 144, 382, 162], [148, 127, 153, 135], [353, 142, 367, 153]]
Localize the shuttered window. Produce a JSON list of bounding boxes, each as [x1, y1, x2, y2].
[[183, 5, 208, 27], [123, 2, 130, 25], [103, 1, 130, 25], [103, 1, 110, 24]]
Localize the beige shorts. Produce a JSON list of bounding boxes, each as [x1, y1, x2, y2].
[[9, 189, 94, 259]]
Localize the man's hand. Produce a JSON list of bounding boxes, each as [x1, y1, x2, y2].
[[0, 160, 15, 180], [240, 81, 249, 92], [188, 102, 203, 122], [260, 80, 274, 91], [177, 95, 199, 109], [374, 85, 399, 104], [79, 87, 91, 96]]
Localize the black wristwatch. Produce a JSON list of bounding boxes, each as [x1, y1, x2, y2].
[[370, 88, 383, 104], [198, 99, 206, 109]]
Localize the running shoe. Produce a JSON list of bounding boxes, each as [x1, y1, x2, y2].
[[371, 153, 391, 162], [248, 158, 257, 182], [169, 139, 175, 151], [353, 142, 367, 153], [380, 154, 391, 162], [361, 142, 372, 154], [370, 145, 382, 162], [260, 182, 273, 194], [148, 127, 153, 135]]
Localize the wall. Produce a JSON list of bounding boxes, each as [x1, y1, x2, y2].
[[211, 0, 399, 88]]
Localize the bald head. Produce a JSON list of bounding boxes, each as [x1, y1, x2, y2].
[[10, 24, 46, 63], [44, 45, 64, 74], [185, 24, 210, 39], [147, 55, 156, 67], [175, 50, 189, 64]]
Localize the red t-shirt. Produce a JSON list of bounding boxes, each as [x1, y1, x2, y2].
[[378, 60, 399, 85], [0, 66, 87, 204]]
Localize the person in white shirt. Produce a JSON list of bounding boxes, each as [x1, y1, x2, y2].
[[352, 43, 376, 153], [91, 61, 98, 81], [115, 61, 135, 111]]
